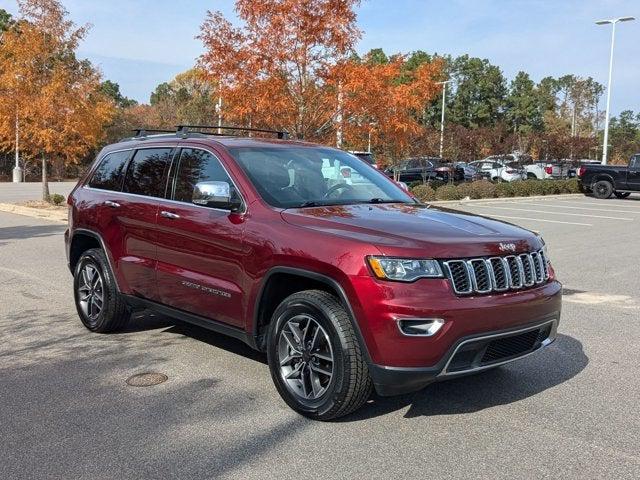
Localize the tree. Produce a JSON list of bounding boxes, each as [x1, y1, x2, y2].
[[609, 110, 640, 164], [506, 71, 541, 133], [100, 80, 137, 108], [0, 0, 114, 199], [0, 8, 13, 32], [448, 55, 507, 128], [198, 0, 362, 140]]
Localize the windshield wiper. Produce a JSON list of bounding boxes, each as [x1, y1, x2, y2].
[[298, 201, 321, 208]]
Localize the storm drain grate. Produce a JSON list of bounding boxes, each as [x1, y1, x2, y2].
[[126, 372, 168, 387]]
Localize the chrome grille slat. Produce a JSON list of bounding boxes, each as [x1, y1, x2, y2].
[[444, 249, 549, 296]]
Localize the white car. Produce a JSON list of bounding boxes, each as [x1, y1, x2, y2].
[[470, 159, 527, 182]]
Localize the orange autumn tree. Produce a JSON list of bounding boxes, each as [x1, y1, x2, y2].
[[198, 0, 361, 139], [334, 53, 444, 163], [0, 0, 113, 200]]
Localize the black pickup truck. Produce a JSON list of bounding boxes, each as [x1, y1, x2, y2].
[[577, 154, 640, 199]]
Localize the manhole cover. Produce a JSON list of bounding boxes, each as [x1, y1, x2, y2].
[[126, 372, 168, 387]]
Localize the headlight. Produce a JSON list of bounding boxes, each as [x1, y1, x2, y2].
[[367, 256, 443, 282]]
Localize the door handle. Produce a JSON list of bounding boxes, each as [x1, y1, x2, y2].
[[104, 200, 120, 208], [160, 210, 180, 219]]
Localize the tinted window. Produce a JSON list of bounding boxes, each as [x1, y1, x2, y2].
[[123, 148, 172, 198], [174, 149, 240, 205], [89, 151, 130, 191]]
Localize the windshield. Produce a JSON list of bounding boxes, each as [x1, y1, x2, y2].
[[229, 146, 414, 208]]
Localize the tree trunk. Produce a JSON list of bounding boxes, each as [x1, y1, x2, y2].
[[41, 153, 50, 202]]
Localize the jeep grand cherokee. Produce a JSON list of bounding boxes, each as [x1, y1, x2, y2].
[[65, 126, 562, 420]]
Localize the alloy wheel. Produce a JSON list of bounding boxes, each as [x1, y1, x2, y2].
[[277, 314, 334, 401], [77, 263, 104, 321]]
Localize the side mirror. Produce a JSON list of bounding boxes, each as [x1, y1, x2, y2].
[[192, 181, 242, 212]]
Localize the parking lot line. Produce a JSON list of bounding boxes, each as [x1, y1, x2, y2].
[[544, 199, 640, 210], [471, 205, 634, 221], [471, 213, 592, 226], [510, 202, 640, 215]]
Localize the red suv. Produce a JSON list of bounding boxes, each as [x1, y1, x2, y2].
[[65, 126, 562, 420]]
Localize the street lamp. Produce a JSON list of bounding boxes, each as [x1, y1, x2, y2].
[[595, 16, 635, 165], [436, 80, 452, 159]]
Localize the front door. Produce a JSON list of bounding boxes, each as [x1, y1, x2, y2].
[[627, 155, 640, 190], [155, 147, 247, 328]]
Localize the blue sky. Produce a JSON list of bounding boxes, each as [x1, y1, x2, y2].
[[1, 0, 638, 114]]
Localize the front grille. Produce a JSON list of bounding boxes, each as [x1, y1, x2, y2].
[[481, 329, 540, 363], [443, 250, 550, 295]]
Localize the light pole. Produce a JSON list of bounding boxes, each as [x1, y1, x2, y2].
[[13, 113, 22, 183], [596, 16, 635, 165], [436, 80, 452, 159]]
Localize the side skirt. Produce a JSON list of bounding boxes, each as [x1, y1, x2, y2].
[[122, 295, 259, 350]]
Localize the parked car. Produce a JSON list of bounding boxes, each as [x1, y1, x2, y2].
[[384, 157, 451, 183], [453, 161, 482, 182], [577, 154, 640, 199], [469, 158, 527, 182], [65, 125, 562, 420]]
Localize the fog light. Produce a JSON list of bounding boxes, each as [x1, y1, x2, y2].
[[397, 318, 445, 336]]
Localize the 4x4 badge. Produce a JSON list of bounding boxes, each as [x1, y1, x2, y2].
[[498, 242, 516, 252]]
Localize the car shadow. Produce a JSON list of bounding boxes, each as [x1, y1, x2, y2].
[[123, 310, 268, 365], [0, 223, 67, 241], [339, 333, 588, 421]]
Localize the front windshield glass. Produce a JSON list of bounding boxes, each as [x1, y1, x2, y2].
[[229, 146, 414, 208]]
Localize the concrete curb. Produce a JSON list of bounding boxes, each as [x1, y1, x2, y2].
[[429, 193, 583, 206], [0, 203, 67, 223]]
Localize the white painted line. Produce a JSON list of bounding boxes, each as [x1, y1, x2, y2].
[[510, 202, 640, 215], [471, 205, 633, 221], [546, 200, 640, 210], [478, 214, 592, 226]]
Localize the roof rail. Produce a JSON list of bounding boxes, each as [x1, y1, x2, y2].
[[132, 128, 176, 137], [176, 125, 290, 140]]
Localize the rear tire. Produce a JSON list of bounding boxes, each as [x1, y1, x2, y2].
[[73, 248, 130, 333], [266, 290, 373, 420], [592, 180, 613, 199], [614, 191, 631, 199]]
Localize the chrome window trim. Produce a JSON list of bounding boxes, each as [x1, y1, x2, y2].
[[438, 318, 558, 377], [84, 145, 248, 215]]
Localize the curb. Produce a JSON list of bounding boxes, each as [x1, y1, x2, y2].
[[428, 193, 583, 206], [0, 203, 67, 223]]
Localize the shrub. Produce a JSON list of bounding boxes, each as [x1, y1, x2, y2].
[[435, 184, 463, 201], [468, 180, 497, 199], [411, 184, 436, 202], [494, 182, 515, 197], [562, 178, 581, 193], [50, 193, 65, 205]]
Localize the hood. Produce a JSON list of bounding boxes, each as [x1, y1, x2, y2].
[[281, 203, 541, 258]]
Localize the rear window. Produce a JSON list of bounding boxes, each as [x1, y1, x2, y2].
[[123, 148, 173, 198], [88, 151, 130, 191]]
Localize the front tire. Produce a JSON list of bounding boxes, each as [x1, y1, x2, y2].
[[73, 248, 130, 333], [266, 290, 372, 420], [614, 191, 631, 199], [592, 180, 613, 199]]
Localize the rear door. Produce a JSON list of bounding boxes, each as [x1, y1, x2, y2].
[[155, 147, 247, 328], [117, 147, 174, 300]]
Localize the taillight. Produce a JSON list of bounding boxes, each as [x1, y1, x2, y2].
[[577, 166, 586, 177], [544, 166, 553, 175], [340, 168, 351, 178]]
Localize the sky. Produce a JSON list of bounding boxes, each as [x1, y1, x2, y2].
[[1, 0, 638, 115]]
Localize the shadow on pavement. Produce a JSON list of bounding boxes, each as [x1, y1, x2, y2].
[[341, 333, 588, 421], [0, 223, 66, 241]]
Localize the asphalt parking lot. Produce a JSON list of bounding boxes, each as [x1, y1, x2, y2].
[[1, 193, 639, 479]]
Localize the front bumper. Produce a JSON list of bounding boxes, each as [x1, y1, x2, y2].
[[368, 316, 558, 396]]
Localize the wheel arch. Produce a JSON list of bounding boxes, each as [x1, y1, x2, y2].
[[69, 229, 120, 291], [252, 267, 372, 364], [591, 173, 615, 186]]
